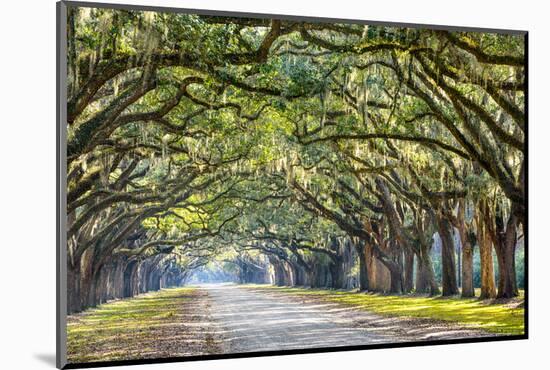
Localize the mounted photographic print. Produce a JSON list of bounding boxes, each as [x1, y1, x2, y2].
[[56, 1, 527, 368]]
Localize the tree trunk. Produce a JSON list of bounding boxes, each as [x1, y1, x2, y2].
[[79, 248, 95, 310], [86, 268, 101, 308], [403, 249, 414, 293], [67, 263, 81, 314], [388, 264, 404, 294], [284, 261, 294, 286], [271, 258, 287, 286], [461, 240, 475, 297], [356, 243, 369, 291], [289, 260, 305, 286], [494, 205, 519, 298], [495, 240, 518, 298], [329, 259, 344, 289], [478, 208, 497, 299], [457, 200, 475, 298], [123, 260, 137, 297], [415, 242, 440, 295], [365, 243, 390, 292], [437, 215, 459, 296], [381, 241, 404, 294], [113, 259, 126, 298]]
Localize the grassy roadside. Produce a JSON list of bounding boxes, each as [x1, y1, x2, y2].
[[245, 285, 525, 336], [67, 287, 217, 363]]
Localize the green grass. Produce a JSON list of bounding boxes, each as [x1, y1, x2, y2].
[[246, 285, 525, 336], [67, 287, 199, 363]]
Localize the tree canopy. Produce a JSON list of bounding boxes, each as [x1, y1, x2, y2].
[[65, 6, 525, 313]]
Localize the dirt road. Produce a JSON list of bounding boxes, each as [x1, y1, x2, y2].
[[203, 284, 494, 354], [67, 284, 498, 362]]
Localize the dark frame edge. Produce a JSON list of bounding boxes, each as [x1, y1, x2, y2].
[[57, 1, 68, 369], [62, 0, 527, 35]]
